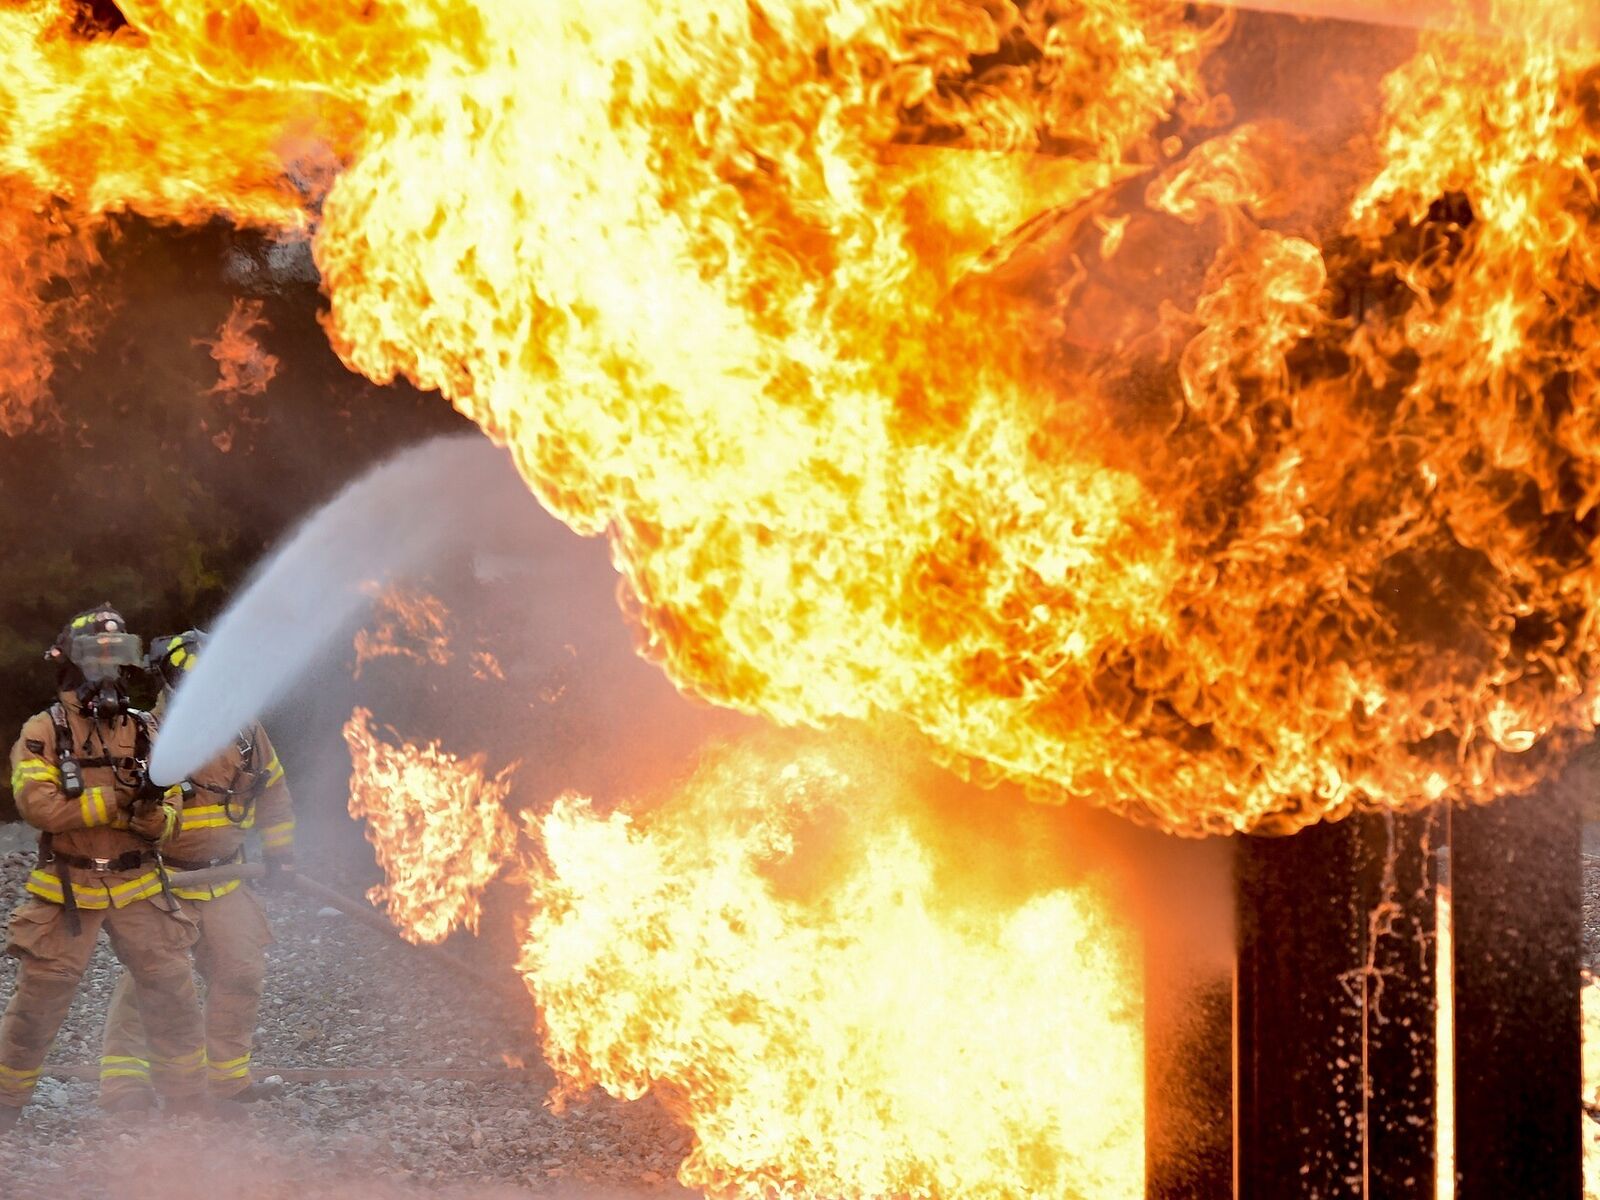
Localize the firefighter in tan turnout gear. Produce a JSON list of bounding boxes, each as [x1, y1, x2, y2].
[[0, 606, 209, 1130], [99, 630, 296, 1108]]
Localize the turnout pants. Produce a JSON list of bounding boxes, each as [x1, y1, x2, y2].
[[100, 885, 273, 1101], [0, 896, 205, 1108]]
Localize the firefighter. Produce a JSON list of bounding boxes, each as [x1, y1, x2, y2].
[[0, 606, 209, 1130], [98, 629, 295, 1109]]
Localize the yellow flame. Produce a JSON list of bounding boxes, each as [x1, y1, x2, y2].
[[521, 737, 1144, 1200], [343, 705, 517, 944], [7, 3, 1600, 830]]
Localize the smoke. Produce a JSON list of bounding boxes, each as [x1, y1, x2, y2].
[[151, 434, 541, 783], [3, 1124, 681, 1200]]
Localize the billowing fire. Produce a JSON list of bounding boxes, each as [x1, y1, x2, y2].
[[4, 1, 1596, 831], [521, 736, 1144, 1200], [343, 705, 518, 945], [7, 2, 1600, 1195]]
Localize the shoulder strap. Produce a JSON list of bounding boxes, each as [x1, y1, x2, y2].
[[127, 709, 154, 762], [46, 703, 75, 761]]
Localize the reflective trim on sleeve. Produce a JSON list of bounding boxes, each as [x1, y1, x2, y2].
[[263, 755, 285, 787], [11, 758, 62, 794], [78, 787, 114, 828], [260, 819, 295, 852]]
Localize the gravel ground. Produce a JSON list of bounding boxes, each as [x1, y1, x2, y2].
[[0, 824, 692, 1198]]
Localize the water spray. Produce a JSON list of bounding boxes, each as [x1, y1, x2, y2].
[[150, 433, 540, 784]]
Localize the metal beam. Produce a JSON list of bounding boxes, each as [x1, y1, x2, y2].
[[1234, 809, 1440, 1199], [1451, 785, 1582, 1199]]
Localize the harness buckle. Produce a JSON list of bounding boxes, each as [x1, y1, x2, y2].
[[90, 857, 112, 872]]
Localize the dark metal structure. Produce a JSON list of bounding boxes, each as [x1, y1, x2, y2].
[[1214, 789, 1582, 1200], [1452, 789, 1583, 1199], [1235, 809, 1440, 1199]]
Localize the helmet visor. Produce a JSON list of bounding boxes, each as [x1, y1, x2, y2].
[[70, 632, 144, 683]]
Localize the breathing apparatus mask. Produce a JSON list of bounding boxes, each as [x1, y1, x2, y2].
[[45, 606, 142, 720]]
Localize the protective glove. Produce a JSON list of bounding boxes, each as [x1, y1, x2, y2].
[[128, 800, 178, 845]]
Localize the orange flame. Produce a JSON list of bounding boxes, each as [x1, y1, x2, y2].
[[198, 297, 278, 398], [352, 584, 454, 679], [521, 738, 1144, 1200], [8, 4, 1600, 830], [342, 706, 517, 944], [0, 192, 102, 434]]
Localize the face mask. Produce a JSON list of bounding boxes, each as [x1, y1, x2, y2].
[[69, 632, 143, 718]]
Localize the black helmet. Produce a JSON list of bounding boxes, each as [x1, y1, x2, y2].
[[146, 629, 206, 692], [45, 604, 143, 715]]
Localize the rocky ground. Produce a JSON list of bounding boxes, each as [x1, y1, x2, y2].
[[0, 824, 693, 1199]]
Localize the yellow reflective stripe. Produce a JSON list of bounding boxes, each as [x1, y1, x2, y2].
[[152, 1048, 207, 1069], [108, 874, 163, 904], [11, 762, 62, 793], [0, 1064, 40, 1094], [26, 869, 164, 909], [173, 880, 242, 902], [100, 1067, 152, 1080], [180, 816, 235, 831], [207, 1052, 251, 1079], [78, 787, 113, 827], [261, 820, 295, 850], [180, 804, 236, 831], [25, 871, 107, 909], [263, 757, 285, 786], [100, 1056, 150, 1069], [183, 804, 229, 818]]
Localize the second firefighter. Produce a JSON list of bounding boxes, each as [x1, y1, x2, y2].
[[99, 630, 297, 1110]]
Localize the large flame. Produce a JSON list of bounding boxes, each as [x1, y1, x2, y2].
[[7, 3, 1600, 830], [343, 706, 517, 945], [16, 6, 1600, 1195], [521, 737, 1144, 1200]]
